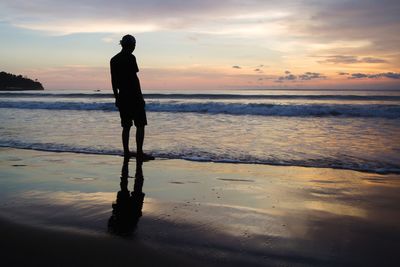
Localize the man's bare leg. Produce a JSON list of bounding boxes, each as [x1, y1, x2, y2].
[[136, 126, 144, 158], [122, 126, 131, 157], [134, 126, 154, 161]]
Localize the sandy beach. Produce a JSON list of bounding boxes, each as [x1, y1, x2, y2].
[[2, 0, 400, 266], [1, 147, 400, 266]]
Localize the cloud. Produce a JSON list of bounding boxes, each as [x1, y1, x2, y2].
[[288, 0, 400, 53], [1, 0, 398, 65], [338, 72, 350, 76], [0, 0, 294, 35], [318, 55, 387, 64], [276, 71, 326, 82], [298, 72, 326, 80], [321, 55, 359, 64], [3, 0, 395, 43], [350, 73, 368, 79], [277, 72, 297, 82], [362, 57, 387, 63], [349, 72, 400, 79], [232, 65, 241, 69], [384, 72, 400, 79]]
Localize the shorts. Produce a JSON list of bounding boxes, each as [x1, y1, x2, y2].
[[118, 102, 147, 128]]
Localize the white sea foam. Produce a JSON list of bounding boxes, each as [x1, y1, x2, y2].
[[1, 141, 399, 174]]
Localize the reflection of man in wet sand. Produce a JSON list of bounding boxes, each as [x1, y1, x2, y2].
[[110, 34, 154, 160], [108, 157, 145, 236]]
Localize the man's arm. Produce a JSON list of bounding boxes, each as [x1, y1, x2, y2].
[[110, 61, 119, 107], [132, 55, 145, 106], [112, 86, 119, 108]]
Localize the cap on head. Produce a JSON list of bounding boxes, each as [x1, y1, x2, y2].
[[120, 34, 136, 48]]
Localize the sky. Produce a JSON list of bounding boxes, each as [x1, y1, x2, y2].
[[0, 0, 399, 90]]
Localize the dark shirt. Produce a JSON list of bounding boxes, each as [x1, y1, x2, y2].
[[110, 51, 143, 102]]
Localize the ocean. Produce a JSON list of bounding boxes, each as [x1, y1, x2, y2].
[[1, 89, 399, 174]]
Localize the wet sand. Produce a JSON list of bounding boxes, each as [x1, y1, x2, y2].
[[0, 147, 400, 266]]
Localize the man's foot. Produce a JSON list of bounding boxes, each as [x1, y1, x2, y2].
[[136, 152, 155, 162], [129, 151, 155, 161], [143, 153, 155, 161], [123, 151, 131, 158]]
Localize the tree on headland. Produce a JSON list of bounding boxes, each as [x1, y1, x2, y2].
[[0, 71, 44, 90]]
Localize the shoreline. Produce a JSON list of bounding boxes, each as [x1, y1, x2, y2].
[[1, 145, 398, 175], [1, 147, 400, 266]]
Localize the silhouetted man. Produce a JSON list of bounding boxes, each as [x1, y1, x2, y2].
[[110, 34, 153, 160]]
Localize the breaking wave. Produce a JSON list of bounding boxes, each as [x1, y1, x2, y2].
[[1, 100, 399, 118]]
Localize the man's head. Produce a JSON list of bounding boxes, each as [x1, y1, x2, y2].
[[120, 34, 136, 52]]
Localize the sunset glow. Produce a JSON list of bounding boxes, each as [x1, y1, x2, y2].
[[1, 0, 399, 90]]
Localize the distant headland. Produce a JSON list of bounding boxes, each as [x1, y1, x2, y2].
[[0, 71, 44, 90]]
